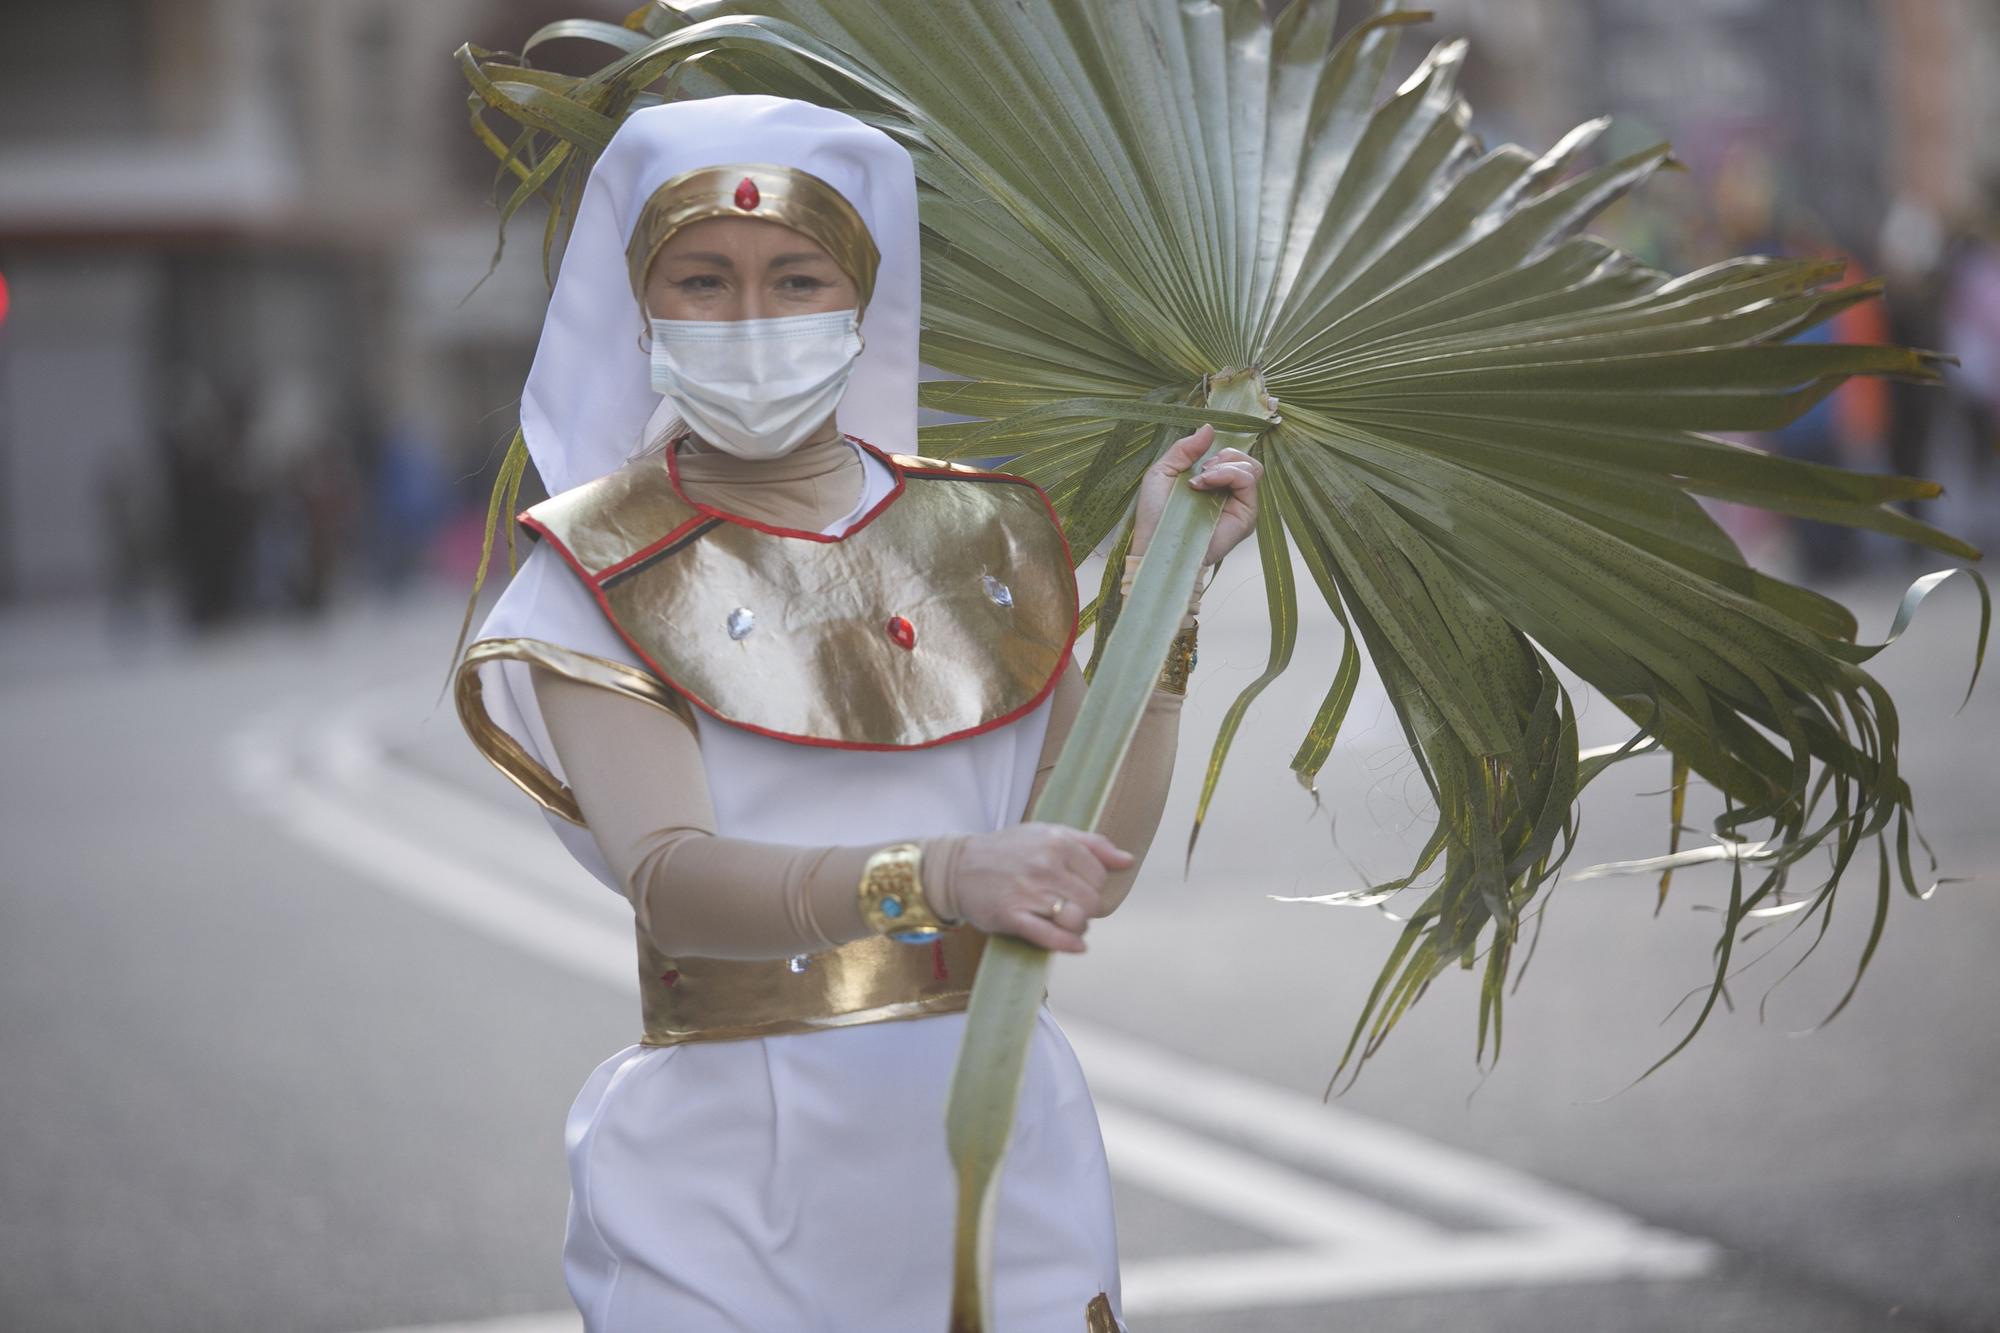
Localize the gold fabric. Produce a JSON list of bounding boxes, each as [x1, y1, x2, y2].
[[635, 922, 1033, 1046], [1085, 1291, 1119, 1332], [521, 445, 1077, 749], [454, 636, 693, 824], [625, 162, 881, 306]]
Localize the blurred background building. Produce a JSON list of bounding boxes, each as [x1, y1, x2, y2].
[[0, 0, 589, 618], [1, 0, 1996, 621]]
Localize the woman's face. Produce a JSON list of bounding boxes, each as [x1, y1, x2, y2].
[[643, 216, 859, 322]]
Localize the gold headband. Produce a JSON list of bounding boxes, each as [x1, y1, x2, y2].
[[625, 163, 880, 308]]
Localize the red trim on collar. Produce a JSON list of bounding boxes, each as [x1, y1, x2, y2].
[[516, 461, 1081, 753]]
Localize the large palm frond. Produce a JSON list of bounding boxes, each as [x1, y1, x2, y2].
[[458, 5, 1987, 1326], [464, 0, 1983, 1071]]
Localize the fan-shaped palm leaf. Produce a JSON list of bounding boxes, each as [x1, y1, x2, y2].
[[458, 4, 1988, 1326]]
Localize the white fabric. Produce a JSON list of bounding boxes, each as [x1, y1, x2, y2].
[[566, 1012, 1118, 1332], [648, 307, 866, 459], [521, 95, 919, 497]]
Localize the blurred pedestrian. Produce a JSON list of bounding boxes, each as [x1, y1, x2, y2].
[[95, 445, 161, 639], [1766, 211, 1891, 580], [160, 371, 255, 629], [1938, 179, 2000, 550], [1878, 196, 1949, 514]]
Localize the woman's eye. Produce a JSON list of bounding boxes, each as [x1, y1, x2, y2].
[[676, 275, 723, 291], [780, 275, 830, 292]]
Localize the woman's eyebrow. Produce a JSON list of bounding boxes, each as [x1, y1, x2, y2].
[[664, 251, 736, 268], [769, 252, 836, 268]]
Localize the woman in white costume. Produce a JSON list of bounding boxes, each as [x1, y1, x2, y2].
[[453, 95, 1262, 1332]]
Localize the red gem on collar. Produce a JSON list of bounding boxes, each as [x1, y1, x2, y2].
[[733, 177, 761, 210], [886, 615, 916, 650], [658, 969, 680, 987]]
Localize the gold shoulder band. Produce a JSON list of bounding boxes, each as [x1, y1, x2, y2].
[[626, 162, 881, 307], [454, 636, 695, 825]]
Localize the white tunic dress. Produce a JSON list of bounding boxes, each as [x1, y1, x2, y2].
[[478, 445, 1127, 1331]]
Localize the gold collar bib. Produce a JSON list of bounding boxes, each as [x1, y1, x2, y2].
[[516, 438, 1078, 752]]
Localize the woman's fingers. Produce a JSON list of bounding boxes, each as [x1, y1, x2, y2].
[[1055, 838, 1106, 888], [1189, 453, 1262, 492], [1009, 905, 1088, 953], [1069, 828, 1134, 869], [1152, 423, 1215, 478], [964, 823, 1138, 951]]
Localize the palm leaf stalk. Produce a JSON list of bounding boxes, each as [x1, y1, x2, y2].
[[941, 367, 1265, 1330], [456, 3, 1989, 1326]]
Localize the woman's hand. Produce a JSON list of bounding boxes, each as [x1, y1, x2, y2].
[[949, 823, 1134, 953], [1129, 422, 1264, 565]]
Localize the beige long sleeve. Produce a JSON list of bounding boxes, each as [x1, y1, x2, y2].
[[535, 654, 1181, 960], [533, 665, 972, 961]]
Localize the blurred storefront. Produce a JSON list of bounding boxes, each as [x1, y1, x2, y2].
[[0, 0, 591, 613]]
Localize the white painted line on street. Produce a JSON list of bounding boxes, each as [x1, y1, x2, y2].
[[316, 684, 625, 921], [1094, 1101, 1442, 1244], [1065, 1021, 1653, 1237], [359, 1316, 579, 1333], [226, 707, 634, 993], [1118, 1229, 1713, 1315], [231, 680, 1717, 1330]]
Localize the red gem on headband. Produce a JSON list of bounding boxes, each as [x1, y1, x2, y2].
[[733, 177, 761, 210]]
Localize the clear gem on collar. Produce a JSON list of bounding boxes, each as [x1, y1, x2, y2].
[[982, 574, 1014, 608], [726, 607, 756, 640], [787, 954, 811, 973]]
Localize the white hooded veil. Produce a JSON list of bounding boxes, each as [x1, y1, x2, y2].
[[462, 96, 921, 888], [520, 95, 919, 493]]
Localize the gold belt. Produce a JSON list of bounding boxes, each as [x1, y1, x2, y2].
[[636, 923, 1030, 1046]]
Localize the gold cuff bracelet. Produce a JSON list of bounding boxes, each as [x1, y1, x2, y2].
[[1158, 620, 1198, 695], [858, 842, 951, 942]]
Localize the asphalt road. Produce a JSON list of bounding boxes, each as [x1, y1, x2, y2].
[[2, 557, 1994, 1333]]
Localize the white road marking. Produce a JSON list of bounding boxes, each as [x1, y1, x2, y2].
[[359, 1317, 579, 1333], [1110, 1230, 1710, 1316], [1094, 1101, 1443, 1245], [228, 681, 1715, 1330], [1067, 1021, 1653, 1236], [317, 682, 624, 919], [227, 707, 631, 990]]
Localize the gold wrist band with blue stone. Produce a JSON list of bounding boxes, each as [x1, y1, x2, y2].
[[858, 842, 950, 942], [1158, 618, 1198, 694]]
